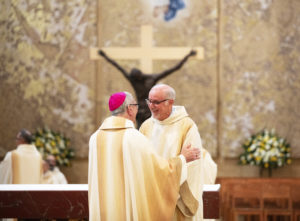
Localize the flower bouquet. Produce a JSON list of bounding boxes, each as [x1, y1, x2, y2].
[[239, 129, 291, 176], [33, 127, 75, 166]]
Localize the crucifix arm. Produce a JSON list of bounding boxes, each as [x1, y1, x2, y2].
[[155, 50, 197, 81], [98, 50, 130, 79]]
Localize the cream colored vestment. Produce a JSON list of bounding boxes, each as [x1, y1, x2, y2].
[[140, 106, 205, 221], [42, 167, 68, 184], [202, 149, 217, 185], [88, 116, 187, 221], [0, 144, 43, 184]]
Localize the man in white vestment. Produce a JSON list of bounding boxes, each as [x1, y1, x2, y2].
[[42, 155, 68, 184], [140, 84, 217, 221], [88, 91, 201, 221], [0, 129, 43, 184]]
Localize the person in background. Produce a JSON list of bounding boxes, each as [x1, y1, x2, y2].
[[42, 154, 68, 184], [0, 129, 43, 184]]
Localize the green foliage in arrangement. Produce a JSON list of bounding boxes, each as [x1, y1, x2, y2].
[[239, 129, 291, 169], [33, 128, 75, 166]]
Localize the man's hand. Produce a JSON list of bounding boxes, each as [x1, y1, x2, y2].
[[181, 143, 201, 163], [190, 50, 197, 56], [98, 49, 106, 56]]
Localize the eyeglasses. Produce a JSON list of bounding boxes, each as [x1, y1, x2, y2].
[[145, 99, 169, 105]]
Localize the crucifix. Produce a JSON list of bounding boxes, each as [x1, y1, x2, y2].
[[90, 25, 204, 127]]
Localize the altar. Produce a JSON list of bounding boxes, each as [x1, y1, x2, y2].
[[0, 184, 220, 219]]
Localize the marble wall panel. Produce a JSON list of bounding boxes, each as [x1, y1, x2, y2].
[[0, 0, 97, 158], [221, 0, 300, 157]]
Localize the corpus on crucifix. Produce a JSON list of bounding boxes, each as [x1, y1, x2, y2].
[[98, 49, 196, 127], [90, 25, 204, 127]]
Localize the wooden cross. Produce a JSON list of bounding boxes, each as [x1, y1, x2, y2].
[[90, 25, 204, 73]]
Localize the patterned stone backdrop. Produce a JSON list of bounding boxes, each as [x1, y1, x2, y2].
[[0, 0, 97, 158], [97, 0, 218, 156], [0, 0, 299, 166], [221, 0, 300, 157]]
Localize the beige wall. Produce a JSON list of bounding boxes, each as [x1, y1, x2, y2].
[[220, 0, 300, 158], [0, 0, 299, 182], [0, 1, 97, 158]]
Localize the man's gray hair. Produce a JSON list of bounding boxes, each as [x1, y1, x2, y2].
[[165, 86, 176, 100], [111, 92, 135, 116], [152, 84, 176, 100]]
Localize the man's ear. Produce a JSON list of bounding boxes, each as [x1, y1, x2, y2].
[[169, 99, 174, 105], [127, 106, 133, 116]]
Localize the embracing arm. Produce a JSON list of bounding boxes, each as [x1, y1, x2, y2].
[[155, 50, 197, 81], [98, 50, 130, 79]]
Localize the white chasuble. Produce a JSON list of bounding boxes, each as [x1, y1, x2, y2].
[[140, 106, 205, 221], [88, 116, 187, 221], [42, 167, 68, 184], [202, 149, 217, 185], [0, 144, 43, 184]]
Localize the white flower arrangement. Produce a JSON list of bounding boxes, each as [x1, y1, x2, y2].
[[239, 129, 291, 169], [33, 127, 75, 166]]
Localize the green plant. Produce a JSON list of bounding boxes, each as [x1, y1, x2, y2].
[[33, 127, 75, 166], [239, 129, 291, 169]]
